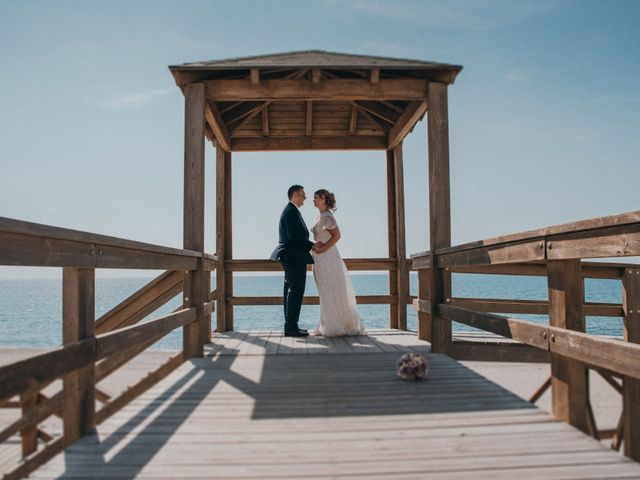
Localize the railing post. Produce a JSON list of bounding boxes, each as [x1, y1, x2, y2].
[[183, 82, 206, 357], [417, 268, 430, 341], [623, 267, 640, 461], [62, 267, 96, 445], [427, 82, 452, 354], [19, 391, 38, 456], [547, 259, 589, 433]]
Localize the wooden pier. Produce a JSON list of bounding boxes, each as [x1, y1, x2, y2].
[[1, 51, 640, 478]]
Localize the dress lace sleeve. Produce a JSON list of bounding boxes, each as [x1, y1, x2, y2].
[[323, 212, 338, 230]]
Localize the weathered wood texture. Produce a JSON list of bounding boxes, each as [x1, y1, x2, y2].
[[0, 217, 214, 270], [95, 270, 183, 334], [622, 267, 640, 460], [227, 258, 396, 271], [216, 146, 227, 333], [386, 150, 398, 329], [205, 78, 429, 101], [427, 82, 452, 354], [62, 268, 96, 445], [393, 144, 408, 330], [547, 260, 589, 434], [29, 332, 640, 479], [183, 82, 206, 359], [231, 135, 387, 151], [224, 151, 234, 331]]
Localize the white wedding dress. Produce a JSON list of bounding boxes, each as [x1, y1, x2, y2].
[[311, 211, 366, 337]]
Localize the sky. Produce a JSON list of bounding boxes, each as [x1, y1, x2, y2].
[[1, 0, 639, 279]]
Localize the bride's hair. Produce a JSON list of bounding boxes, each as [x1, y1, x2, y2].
[[315, 189, 337, 211]]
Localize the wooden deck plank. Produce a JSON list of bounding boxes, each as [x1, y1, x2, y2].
[[7, 331, 640, 479]]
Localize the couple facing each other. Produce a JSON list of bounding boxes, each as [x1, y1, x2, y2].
[[270, 185, 366, 338]]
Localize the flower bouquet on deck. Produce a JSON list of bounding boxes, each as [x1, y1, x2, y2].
[[396, 352, 428, 381]]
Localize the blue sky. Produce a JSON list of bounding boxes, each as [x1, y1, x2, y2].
[[1, 0, 639, 279]]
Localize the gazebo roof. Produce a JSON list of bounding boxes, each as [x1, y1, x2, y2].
[[168, 50, 463, 152], [170, 50, 462, 76]]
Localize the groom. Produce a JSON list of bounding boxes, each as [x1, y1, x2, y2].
[[270, 185, 313, 337]]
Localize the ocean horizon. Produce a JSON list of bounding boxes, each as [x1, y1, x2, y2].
[[0, 273, 624, 350]]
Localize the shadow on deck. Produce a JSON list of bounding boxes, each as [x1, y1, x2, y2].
[[30, 330, 640, 479]]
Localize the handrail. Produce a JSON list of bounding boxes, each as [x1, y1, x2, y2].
[[419, 209, 640, 258], [0, 216, 218, 270], [412, 302, 640, 380], [0, 307, 197, 404]]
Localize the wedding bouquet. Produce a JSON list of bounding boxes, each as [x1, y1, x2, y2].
[[396, 352, 428, 381]]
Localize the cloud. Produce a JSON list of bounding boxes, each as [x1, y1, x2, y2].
[[96, 89, 172, 109], [326, 0, 568, 31]]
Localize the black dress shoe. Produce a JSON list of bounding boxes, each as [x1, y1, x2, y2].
[[284, 330, 309, 337]]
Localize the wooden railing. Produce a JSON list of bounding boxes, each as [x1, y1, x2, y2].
[[0, 217, 217, 479], [411, 210, 640, 461]]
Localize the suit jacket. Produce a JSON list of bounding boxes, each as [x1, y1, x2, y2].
[[270, 202, 314, 265]]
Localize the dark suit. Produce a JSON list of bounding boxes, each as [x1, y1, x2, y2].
[[270, 202, 314, 333]]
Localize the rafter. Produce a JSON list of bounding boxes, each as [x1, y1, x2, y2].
[[354, 101, 400, 125], [387, 100, 428, 150], [229, 69, 310, 136], [349, 102, 389, 133], [204, 102, 231, 152]]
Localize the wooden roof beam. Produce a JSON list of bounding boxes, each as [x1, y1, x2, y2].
[[354, 101, 400, 125], [350, 102, 389, 133], [231, 136, 387, 151], [387, 100, 428, 150], [205, 78, 428, 101], [204, 102, 231, 152]]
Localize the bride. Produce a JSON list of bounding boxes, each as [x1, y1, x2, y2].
[[310, 189, 366, 337]]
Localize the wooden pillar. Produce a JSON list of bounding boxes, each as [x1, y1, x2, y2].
[[547, 259, 589, 433], [623, 267, 640, 461], [386, 150, 398, 329], [417, 269, 430, 341], [393, 143, 408, 330], [215, 145, 226, 332], [183, 82, 206, 357], [62, 267, 95, 445], [427, 82, 452, 354], [224, 151, 234, 331]]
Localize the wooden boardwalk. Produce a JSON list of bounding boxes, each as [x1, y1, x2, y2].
[[25, 330, 640, 479]]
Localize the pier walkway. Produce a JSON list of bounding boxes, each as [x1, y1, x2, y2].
[[26, 330, 640, 479]]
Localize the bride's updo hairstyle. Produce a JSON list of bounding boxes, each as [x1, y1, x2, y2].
[[315, 189, 337, 211]]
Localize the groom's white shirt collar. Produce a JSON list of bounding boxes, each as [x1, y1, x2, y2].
[[289, 201, 301, 210]]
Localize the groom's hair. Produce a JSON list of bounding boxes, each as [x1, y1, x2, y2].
[[287, 184, 304, 199]]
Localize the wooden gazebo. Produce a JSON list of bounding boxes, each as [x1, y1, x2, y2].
[[169, 50, 462, 344]]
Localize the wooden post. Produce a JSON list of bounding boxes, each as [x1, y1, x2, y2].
[[386, 149, 398, 329], [427, 82, 452, 354], [183, 82, 206, 357], [62, 267, 95, 445], [224, 151, 234, 331], [215, 146, 226, 332], [547, 259, 589, 433], [417, 269, 430, 341], [20, 392, 38, 456], [393, 143, 408, 330], [623, 267, 640, 461]]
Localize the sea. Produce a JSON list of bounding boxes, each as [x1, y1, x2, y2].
[[0, 273, 624, 350]]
